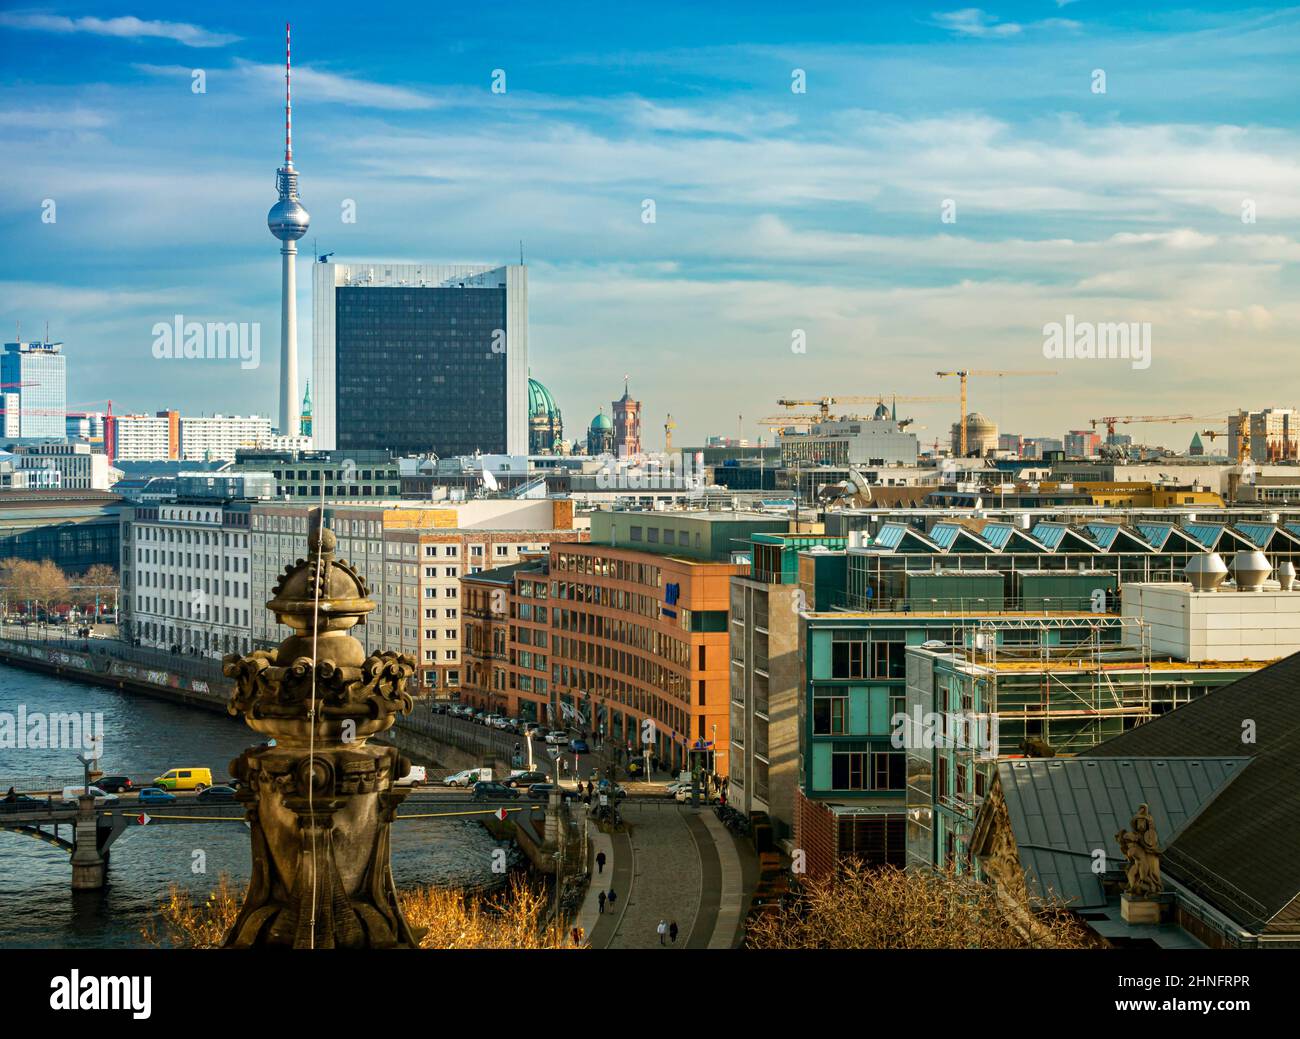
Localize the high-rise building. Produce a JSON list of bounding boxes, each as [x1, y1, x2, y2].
[[267, 22, 309, 437], [180, 415, 274, 461], [1230, 408, 1300, 463], [1064, 429, 1101, 459], [312, 261, 528, 457], [108, 412, 179, 462], [1, 340, 67, 439]]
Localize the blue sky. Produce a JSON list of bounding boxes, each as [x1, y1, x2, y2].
[[1, 1, 1298, 449]]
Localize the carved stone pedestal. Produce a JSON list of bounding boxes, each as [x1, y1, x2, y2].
[[222, 526, 422, 948], [1120, 892, 1171, 925]]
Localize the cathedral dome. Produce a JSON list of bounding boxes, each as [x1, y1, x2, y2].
[[528, 378, 559, 419], [590, 409, 612, 431]]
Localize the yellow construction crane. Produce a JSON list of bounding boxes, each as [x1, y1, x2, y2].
[[759, 414, 823, 428], [664, 413, 677, 453], [936, 370, 1057, 456], [775, 393, 955, 422], [1201, 429, 1251, 465], [1090, 414, 1196, 438]]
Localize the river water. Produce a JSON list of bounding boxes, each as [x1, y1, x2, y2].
[[0, 663, 513, 948]]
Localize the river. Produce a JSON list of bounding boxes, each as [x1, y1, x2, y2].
[[0, 663, 515, 948]]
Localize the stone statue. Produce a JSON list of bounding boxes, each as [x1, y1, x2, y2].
[[222, 524, 422, 948], [1115, 803, 1162, 898]]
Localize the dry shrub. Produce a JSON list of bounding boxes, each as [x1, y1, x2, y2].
[[745, 863, 1093, 949], [145, 873, 569, 949]]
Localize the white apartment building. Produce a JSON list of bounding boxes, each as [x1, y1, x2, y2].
[[112, 413, 177, 462], [181, 415, 273, 462], [119, 501, 253, 658]]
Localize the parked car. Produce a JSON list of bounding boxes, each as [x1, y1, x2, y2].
[[151, 767, 213, 791], [95, 775, 135, 793], [471, 781, 520, 801], [61, 785, 119, 806], [544, 730, 569, 746], [444, 768, 483, 788], [429, 702, 449, 715], [569, 738, 590, 754], [394, 765, 427, 788], [137, 786, 177, 804], [196, 785, 238, 803], [506, 770, 548, 788], [526, 783, 574, 801]]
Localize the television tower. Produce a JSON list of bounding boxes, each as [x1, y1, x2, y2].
[[267, 22, 309, 436]]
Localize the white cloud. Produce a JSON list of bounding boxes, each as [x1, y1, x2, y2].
[[931, 8, 1081, 38], [231, 59, 439, 111], [0, 11, 237, 47]]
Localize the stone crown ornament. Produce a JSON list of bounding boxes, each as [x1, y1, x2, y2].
[[222, 523, 422, 948]]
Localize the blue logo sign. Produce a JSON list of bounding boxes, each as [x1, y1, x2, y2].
[[664, 582, 681, 606]]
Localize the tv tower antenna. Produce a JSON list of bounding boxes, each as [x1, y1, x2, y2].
[[268, 21, 309, 437]]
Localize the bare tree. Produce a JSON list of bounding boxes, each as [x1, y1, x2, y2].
[[746, 863, 1094, 949], [76, 563, 117, 613]]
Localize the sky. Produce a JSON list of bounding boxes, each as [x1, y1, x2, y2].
[[1, 1, 1298, 451]]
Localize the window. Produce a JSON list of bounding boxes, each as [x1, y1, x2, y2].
[[812, 695, 847, 735]]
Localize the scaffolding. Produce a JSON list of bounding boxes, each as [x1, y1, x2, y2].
[[957, 615, 1153, 755]]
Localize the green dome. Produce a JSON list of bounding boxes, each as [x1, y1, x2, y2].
[[590, 409, 612, 430], [528, 378, 559, 419]]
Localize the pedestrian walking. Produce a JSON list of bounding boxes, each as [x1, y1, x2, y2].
[[596, 850, 606, 874], [598, 890, 607, 914], [669, 920, 679, 944], [607, 888, 618, 910], [657, 919, 668, 945]]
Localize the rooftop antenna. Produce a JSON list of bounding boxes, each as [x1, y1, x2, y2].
[[284, 21, 293, 169], [519, 239, 524, 265]]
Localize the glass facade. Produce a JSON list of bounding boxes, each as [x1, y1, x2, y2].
[[2, 342, 67, 438], [334, 286, 507, 456]]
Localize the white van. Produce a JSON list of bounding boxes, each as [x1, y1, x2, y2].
[[394, 765, 427, 788], [444, 767, 491, 788], [61, 785, 118, 805]]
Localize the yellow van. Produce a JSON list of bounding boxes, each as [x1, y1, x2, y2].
[[152, 767, 214, 791]]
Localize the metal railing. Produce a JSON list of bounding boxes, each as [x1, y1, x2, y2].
[[820, 592, 1116, 615]]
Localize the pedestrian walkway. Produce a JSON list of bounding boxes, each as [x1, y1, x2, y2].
[[579, 801, 752, 949]]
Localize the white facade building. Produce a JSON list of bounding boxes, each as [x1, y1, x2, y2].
[[180, 415, 273, 461], [112, 413, 176, 461], [12, 441, 115, 490], [121, 501, 253, 658]]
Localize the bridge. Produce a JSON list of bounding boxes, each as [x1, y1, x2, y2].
[[0, 789, 644, 889]]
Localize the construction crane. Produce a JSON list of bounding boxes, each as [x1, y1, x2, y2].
[[664, 413, 676, 453], [776, 393, 955, 422], [1089, 414, 1196, 438], [759, 414, 823, 428], [936, 370, 1057, 456], [1201, 429, 1251, 465]]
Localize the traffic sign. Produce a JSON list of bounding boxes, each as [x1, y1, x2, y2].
[[137, 812, 151, 826], [495, 807, 508, 821], [547, 746, 560, 760]]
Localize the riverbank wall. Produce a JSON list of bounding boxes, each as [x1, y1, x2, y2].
[[0, 637, 513, 777]]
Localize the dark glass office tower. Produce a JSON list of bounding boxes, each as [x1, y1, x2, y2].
[[312, 263, 528, 457]]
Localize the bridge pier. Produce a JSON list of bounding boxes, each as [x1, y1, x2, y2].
[[69, 795, 105, 890]]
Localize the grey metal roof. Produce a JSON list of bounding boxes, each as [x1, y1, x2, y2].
[[998, 756, 1249, 909], [1084, 650, 1300, 932]]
